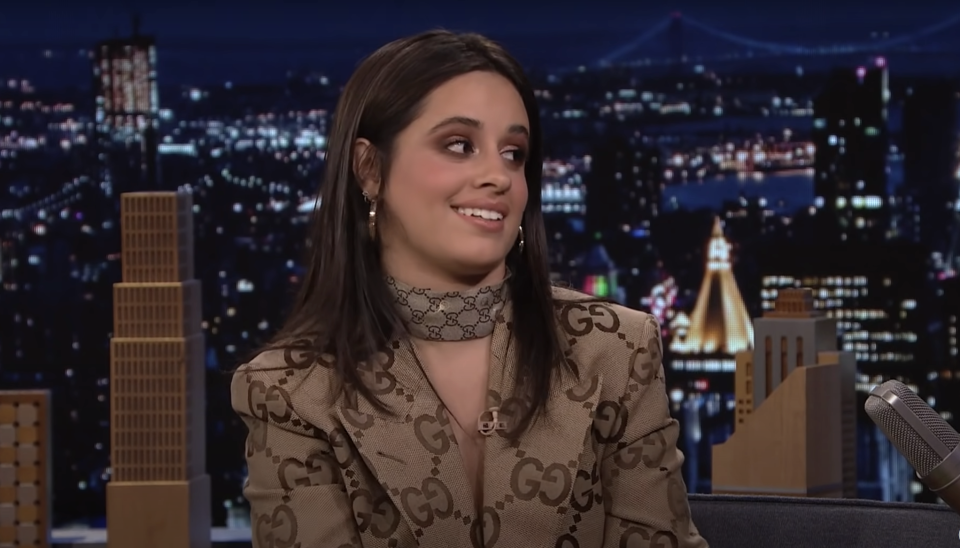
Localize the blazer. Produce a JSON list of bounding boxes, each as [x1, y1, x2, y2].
[[232, 286, 709, 548]]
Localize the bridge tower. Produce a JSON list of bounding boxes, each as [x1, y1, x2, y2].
[[669, 12, 685, 66]]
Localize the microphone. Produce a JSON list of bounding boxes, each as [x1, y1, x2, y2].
[[865, 380, 960, 514]]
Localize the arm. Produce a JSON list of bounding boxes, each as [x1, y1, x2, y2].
[[232, 369, 361, 548], [601, 315, 709, 547]]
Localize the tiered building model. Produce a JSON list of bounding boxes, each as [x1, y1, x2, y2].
[[712, 288, 857, 498], [0, 390, 51, 548], [108, 191, 210, 548]]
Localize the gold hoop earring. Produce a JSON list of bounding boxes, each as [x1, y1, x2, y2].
[[517, 225, 524, 253], [362, 191, 378, 240]]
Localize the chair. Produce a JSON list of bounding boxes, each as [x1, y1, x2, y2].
[[689, 494, 960, 548]]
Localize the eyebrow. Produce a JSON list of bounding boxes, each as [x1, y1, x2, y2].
[[428, 116, 529, 137]]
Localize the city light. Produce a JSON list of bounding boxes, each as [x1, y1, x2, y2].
[[1, 9, 958, 531]]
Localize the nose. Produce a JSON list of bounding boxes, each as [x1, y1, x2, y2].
[[475, 151, 512, 193]]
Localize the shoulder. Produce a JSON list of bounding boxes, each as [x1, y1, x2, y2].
[[552, 291, 662, 385], [230, 345, 340, 422], [552, 285, 659, 341]]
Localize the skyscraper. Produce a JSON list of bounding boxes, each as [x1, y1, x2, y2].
[[93, 18, 159, 136], [92, 17, 162, 191], [107, 191, 209, 548], [938, 276, 960, 430], [758, 241, 927, 500], [585, 134, 662, 240], [670, 216, 754, 367], [0, 391, 51, 548], [666, 217, 755, 493], [582, 134, 663, 303], [812, 58, 890, 242], [712, 289, 856, 498], [945, 276, 960, 372], [901, 80, 959, 258], [759, 242, 927, 378]]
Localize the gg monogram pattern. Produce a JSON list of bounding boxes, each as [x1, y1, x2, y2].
[[384, 275, 508, 341], [232, 286, 708, 548]]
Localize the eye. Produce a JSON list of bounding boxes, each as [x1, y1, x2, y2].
[[502, 148, 527, 163], [446, 139, 476, 155]]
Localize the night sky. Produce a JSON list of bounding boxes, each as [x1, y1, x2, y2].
[[3, 1, 955, 43], [1, 1, 959, 84]]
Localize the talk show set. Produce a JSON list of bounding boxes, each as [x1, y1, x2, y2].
[[3, 3, 960, 548]]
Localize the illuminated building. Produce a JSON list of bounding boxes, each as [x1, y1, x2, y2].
[[901, 80, 958, 257], [665, 217, 754, 492], [947, 277, 959, 370], [0, 391, 51, 548], [541, 159, 586, 215], [713, 288, 856, 498], [759, 241, 928, 501], [93, 19, 159, 136], [666, 139, 815, 177], [585, 134, 662, 239], [575, 243, 624, 301], [582, 274, 613, 298], [108, 192, 210, 548], [92, 17, 161, 191], [759, 242, 927, 384], [579, 135, 661, 305], [642, 275, 678, 326], [670, 216, 755, 372], [812, 58, 890, 243], [938, 277, 960, 427], [713, 140, 815, 174]]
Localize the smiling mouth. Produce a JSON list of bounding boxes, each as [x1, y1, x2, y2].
[[454, 207, 504, 221]]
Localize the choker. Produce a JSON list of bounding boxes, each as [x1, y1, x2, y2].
[[385, 274, 510, 341]]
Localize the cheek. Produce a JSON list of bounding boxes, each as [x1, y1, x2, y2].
[[387, 156, 459, 217], [512, 177, 530, 212]]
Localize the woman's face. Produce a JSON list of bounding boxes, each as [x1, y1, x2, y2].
[[362, 70, 530, 289]]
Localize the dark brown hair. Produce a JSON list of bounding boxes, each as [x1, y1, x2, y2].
[[265, 30, 571, 434]]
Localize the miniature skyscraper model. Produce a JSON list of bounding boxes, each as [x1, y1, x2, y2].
[[712, 288, 857, 498], [0, 391, 51, 548], [108, 192, 210, 548]]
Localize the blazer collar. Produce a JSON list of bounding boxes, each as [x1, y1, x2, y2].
[[336, 301, 603, 546]]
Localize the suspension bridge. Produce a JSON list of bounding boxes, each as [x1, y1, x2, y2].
[[592, 11, 960, 68]]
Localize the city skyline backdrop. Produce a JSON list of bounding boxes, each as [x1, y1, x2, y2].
[[1, 2, 959, 533]]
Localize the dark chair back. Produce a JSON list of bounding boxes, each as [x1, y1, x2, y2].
[[689, 494, 960, 548]]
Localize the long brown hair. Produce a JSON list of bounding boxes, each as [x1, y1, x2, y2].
[[267, 30, 570, 433]]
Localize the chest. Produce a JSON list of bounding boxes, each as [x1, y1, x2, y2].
[[416, 345, 490, 444]]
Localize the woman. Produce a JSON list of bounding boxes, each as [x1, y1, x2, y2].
[[233, 30, 708, 548]]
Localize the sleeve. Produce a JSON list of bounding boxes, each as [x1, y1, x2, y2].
[[600, 315, 709, 547], [232, 368, 362, 548]]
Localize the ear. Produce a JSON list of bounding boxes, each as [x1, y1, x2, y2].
[[352, 138, 382, 199]]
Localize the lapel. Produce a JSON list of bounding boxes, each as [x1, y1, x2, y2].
[[335, 339, 476, 546], [476, 306, 603, 547], [335, 303, 603, 548]]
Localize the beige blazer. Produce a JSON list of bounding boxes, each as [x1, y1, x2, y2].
[[232, 287, 708, 547]]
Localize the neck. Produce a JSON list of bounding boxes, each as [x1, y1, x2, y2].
[[381, 250, 508, 292], [384, 268, 511, 342]]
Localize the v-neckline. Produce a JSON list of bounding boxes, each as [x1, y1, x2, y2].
[[405, 337, 492, 511]]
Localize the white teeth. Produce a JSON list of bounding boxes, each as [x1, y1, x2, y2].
[[455, 207, 504, 221]]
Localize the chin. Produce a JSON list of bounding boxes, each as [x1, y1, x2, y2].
[[446, 251, 509, 277]]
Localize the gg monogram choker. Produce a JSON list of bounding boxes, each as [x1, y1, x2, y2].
[[385, 274, 510, 341]]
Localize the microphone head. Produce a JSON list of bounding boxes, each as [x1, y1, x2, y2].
[[864, 380, 960, 477]]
